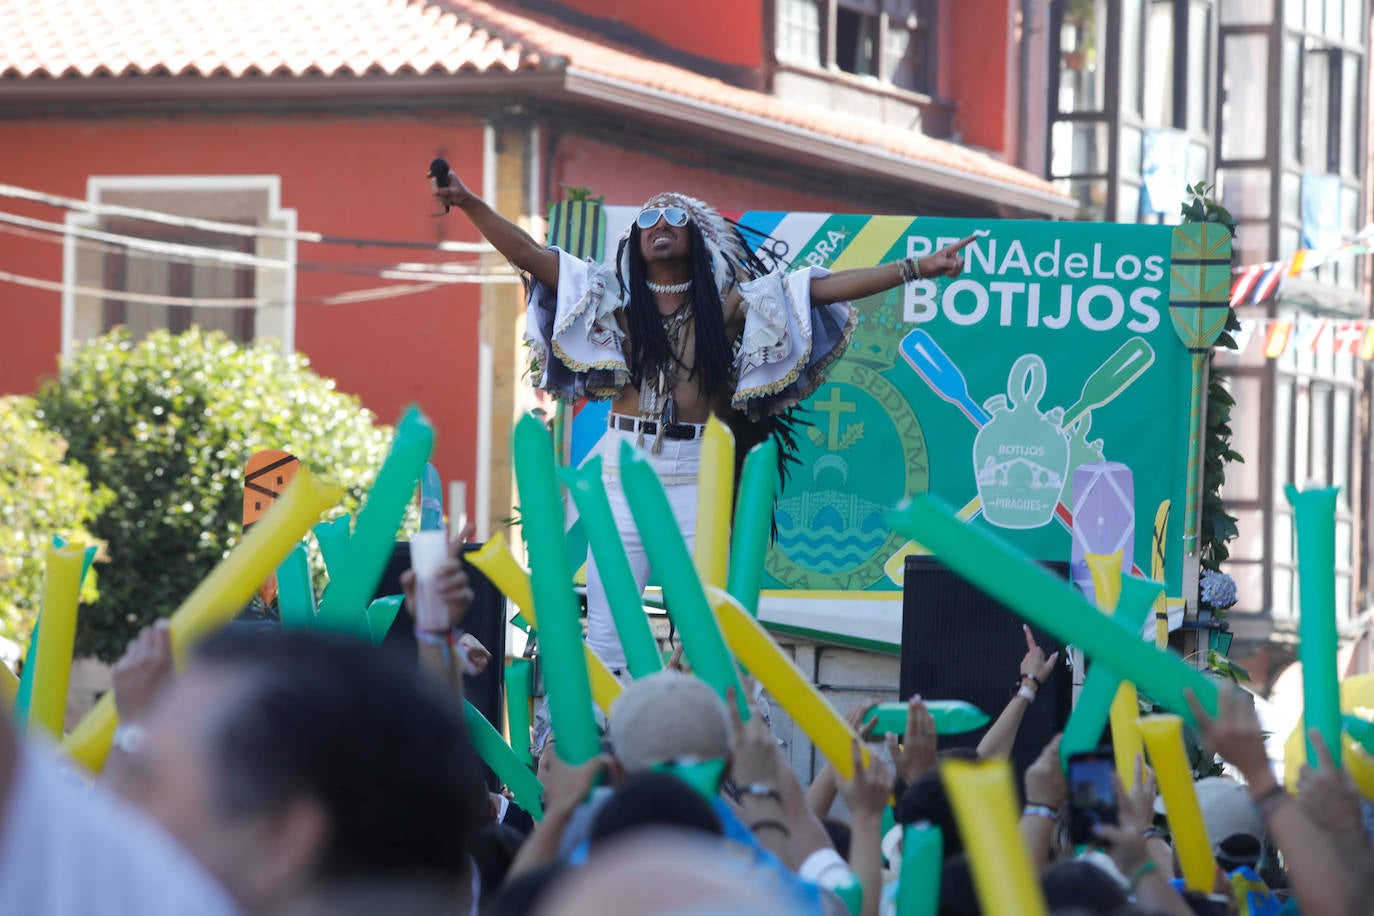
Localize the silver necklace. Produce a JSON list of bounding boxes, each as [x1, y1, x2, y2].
[[646, 278, 692, 295]]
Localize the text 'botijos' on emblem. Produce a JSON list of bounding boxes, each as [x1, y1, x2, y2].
[[974, 354, 1070, 529]]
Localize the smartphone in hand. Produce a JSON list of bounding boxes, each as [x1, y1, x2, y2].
[[1066, 748, 1118, 846]]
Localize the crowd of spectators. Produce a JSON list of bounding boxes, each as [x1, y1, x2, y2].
[[3, 540, 1371, 916]]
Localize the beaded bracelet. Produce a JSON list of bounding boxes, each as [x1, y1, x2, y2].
[[415, 627, 469, 669], [897, 257, 922, 284]]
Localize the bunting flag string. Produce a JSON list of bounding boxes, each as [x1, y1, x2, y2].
[[1230, 317, 1374, 360], [1228, 224, 1374, 308]]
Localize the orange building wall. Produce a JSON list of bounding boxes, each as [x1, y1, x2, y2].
[[940, 0, 1018, 160], [564, 0, 764, 70], [0, 115, 486, 490], [548, 133, 866, 215]]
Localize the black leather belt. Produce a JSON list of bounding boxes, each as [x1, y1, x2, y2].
[[610, 415, 704, 441]]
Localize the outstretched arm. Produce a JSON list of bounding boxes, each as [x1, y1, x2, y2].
[[977, 625, 1059, 759], [430, 175, 560, 289], [808, 235, 976, 306]]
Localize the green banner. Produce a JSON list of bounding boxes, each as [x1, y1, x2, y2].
[[758, 218, 1190, 598]]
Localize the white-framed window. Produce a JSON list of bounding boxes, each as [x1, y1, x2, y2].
[[62, 176, 297, 356], [774, 0, 936, 93]]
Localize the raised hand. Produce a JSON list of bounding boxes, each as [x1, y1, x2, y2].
[[918, 235, 979, 280], [1185, 686, 1269, 782], [1023, 734, 1068, 808], [886, 695, 938, 785], [1298, 730, 1366, 841], [726, 685, 781, 787], [111, 620, 175, 723], [458, 633, 492, 677], [401, 523, 477, 632], [1095, 772, 1151, 870], [838, 738, 895, 819], [427, 160, 472, 213], [843, 699, 880, 743], [1122, 753, 1159, 828], [1019, 623, 1060, 687]]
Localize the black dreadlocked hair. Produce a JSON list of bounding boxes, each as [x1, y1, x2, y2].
[[616, 220, 733, 408]]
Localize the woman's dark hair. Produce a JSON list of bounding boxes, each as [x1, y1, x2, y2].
[[1040, 860, 1130, 914], [896, 772, 963, 858], [589, 772, 722, 847], [616, 221, 733, 409], [822, 818, 852, 860], [937, 854, 980, 916], [471, 823, 525, 901], [483, 862, 566, 916]]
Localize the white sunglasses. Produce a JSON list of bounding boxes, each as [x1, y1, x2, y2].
[[636, 206, 690, 230]]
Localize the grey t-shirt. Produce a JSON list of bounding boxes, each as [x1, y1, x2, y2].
[[0, 745, 240, 915]]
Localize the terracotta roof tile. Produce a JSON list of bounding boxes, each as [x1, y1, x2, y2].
[[0, 0, 1064, 200], [0, 0, 537, 80]]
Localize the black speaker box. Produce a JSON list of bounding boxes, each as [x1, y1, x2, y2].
[[900, 556, 1072, 778]]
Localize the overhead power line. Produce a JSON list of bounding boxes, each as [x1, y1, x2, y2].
[[0, 182, 494, 253]]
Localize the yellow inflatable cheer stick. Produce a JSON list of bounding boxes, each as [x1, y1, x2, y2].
[[1086, 551, 1143, 791], [467, 532, 535, 614], [693, 418, 735, 591], [1151, 500, 1171, 648], [708, 587, 868, 779], [61, 469, 342, 773], [0, 662, 17, 706], [467, 534, 622, 716], [1139, 714, 1218, 893], [27, 544, 85, 738], [941, 758, 1048, 916], [1283, 673, 1374, 793]]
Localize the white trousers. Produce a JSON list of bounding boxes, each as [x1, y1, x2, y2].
[[583, 427, 700, 670]]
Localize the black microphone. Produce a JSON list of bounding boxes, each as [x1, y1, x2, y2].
[[427, 158, 452, 213]]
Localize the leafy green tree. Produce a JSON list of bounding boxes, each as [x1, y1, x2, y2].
[[37, 329, 406, 661], [0, 395, 110, 647]]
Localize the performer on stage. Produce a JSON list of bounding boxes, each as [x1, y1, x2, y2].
[[431, 175, 972, 670]]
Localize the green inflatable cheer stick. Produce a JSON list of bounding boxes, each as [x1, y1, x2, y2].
[[464, 701, 544, 820], [898, 823, 943, 916], [1344, 715, 1374, 755], [727, 439, 779, 617], [276, 542, 317, 629], [507, 658, 535, 767], [1286, 484, 1342, 768], [312, 514, 352, 572], [620, 440, 748, 720], [513, 414, 600, 766], [864, 700, 990, 737], [885, 496, 1218, 725], [559, 459, 662, 678], [316, 406, 433, 638], [1060, 576, 1161, 765], [365, 595, 405, 646]]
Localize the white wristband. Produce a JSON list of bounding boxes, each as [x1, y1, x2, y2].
[[1017, 684, 1037, 703]]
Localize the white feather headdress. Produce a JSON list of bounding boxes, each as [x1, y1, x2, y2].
[[616, 192, 751, 294]]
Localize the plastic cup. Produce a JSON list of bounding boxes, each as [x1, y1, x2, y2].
[[410, 530, 450, 631]]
